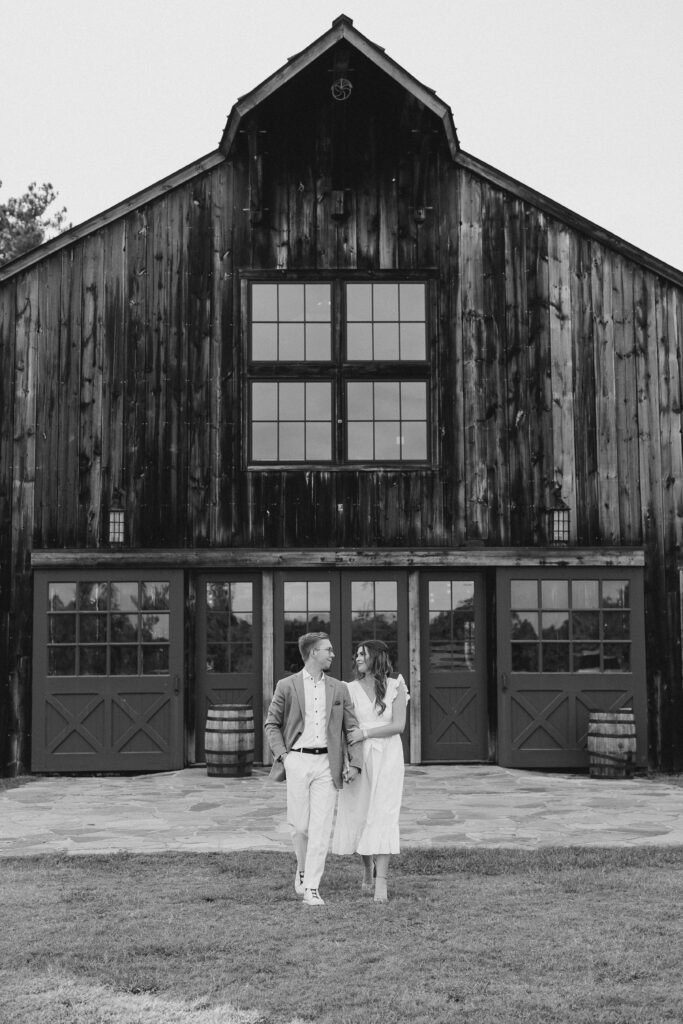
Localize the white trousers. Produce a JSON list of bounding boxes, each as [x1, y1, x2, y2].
[[285, 752, 337, 890]]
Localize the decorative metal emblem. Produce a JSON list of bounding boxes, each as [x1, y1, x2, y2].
[[331, 77, 353, 101]]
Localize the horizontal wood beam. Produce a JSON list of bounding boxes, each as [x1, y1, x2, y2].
[[31, 547, 645, 569]]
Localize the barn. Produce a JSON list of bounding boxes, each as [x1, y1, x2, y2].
[[2, 15, 682, 777]]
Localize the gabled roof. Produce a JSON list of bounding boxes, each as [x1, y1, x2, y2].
[[219, 14, 460, 160], [1, 15, 681, 286]]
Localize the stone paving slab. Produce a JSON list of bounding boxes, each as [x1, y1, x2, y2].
[[2, 765, 683, 856]]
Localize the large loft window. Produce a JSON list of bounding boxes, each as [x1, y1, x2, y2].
[[247, 278, 430, 467]]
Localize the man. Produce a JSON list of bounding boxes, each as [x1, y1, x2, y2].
[[265, 632, 364, 906]]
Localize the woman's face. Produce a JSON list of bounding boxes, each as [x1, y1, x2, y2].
[[355, 646, 370, 676]]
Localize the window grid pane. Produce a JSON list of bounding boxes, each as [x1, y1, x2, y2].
[[206, 582, 254, 674], [428, 580, 476, 671], [283, 581, 331, 674], [251, 381, 333, 463], [251, 283, 332, 362], [509, 578, 632, 674], [47, 580, 171, 677], [350, 580, 399, 666], [346, 381, 427, 462], [345, 282, 426, 361]]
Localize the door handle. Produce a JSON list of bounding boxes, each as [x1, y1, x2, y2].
[[173, 674, 180, 696], [501, 672, 508, 693]]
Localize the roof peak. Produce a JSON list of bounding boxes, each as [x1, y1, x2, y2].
[[220, 15, 458, 159]]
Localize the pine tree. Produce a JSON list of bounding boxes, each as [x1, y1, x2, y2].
[[0, 181, 69, 266]]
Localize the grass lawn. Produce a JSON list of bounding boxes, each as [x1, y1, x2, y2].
[[2, 847, 683, 1024]]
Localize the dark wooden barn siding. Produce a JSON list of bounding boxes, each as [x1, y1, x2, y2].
[[2, 106, 683, 767]]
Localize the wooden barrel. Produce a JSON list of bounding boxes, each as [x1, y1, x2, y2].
[[205, 704, 254, 778], [587, 709, 636, 779]]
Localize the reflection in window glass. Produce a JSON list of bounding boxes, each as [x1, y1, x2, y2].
[[510, 577, 632, 674], [511, 611, 539, 641], [351, 580, 399, 668], [602, 581, 629, 608], [206, 582, 254, 675], [48, 582, 77, 611], [47, 580, 172, 677], [283, 581, 331, 674], [428, 580, 475, 671]]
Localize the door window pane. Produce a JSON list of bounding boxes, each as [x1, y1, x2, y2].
[[205, 582, 254, 674], [510, 576, 632, 674], [46, 580, 172, 677], [283, 581, 331, 673], [350, 580, 398, 666], [427, 580, 475, 671]]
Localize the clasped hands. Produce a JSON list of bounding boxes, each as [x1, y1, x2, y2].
[[343, 725, 366, 784]]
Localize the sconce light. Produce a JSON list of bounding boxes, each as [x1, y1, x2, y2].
[[108, 495, 126, 547], [330, 189, 348, 222], [546, 488, 570, 546]]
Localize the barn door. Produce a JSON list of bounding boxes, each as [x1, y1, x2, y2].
[[32, 570, 184, 772], [496, 568, 647, 768], [273, 570, 410, 756], [195, 574, 263, 761], [420, 573, 488, 761]]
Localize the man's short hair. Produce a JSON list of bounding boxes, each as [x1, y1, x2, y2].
[[298, 632, 330, 661]]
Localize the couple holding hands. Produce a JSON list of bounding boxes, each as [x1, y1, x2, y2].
[[265, 632, 408, 906]]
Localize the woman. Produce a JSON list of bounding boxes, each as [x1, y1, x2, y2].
[[332, 639, 408, 902]]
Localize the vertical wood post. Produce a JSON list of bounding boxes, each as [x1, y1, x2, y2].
[[408, 569, 421, 764], [261, 569, 274, 765]]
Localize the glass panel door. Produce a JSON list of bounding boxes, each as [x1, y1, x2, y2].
[[273, 570, 409, 755], [196, 574, 262, 761], [420, 574, 488, 761]]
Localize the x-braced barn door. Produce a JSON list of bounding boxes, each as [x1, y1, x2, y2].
[[32, 570, 184, 772], [496, 568, 647, 769]]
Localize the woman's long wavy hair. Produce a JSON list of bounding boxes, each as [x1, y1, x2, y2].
[[353, 640, 393, 715]]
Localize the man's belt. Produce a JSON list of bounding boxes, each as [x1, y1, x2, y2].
[[293, 747, 328, 755]]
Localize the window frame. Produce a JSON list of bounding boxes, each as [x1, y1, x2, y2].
[[243, 272, 435, 470]]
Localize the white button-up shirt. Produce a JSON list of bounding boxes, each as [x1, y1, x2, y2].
[[296, 669, 327, 748]]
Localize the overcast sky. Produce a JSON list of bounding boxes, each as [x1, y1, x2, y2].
[[3, 0, 683, 270]]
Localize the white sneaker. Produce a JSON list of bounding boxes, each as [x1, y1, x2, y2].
[[294, 870, 305, 895], [303, 888, 325, 906]]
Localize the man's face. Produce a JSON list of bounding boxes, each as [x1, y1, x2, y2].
[[312, 641, 334, 673]]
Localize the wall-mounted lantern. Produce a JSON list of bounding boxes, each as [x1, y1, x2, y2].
[[546, 487, 570, 545], [108, 494, 126, 547]]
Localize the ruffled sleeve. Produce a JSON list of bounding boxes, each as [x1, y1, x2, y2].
[[387, 673, 410, 704]]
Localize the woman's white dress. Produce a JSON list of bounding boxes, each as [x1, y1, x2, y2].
[[332, 675, 407, 856]]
